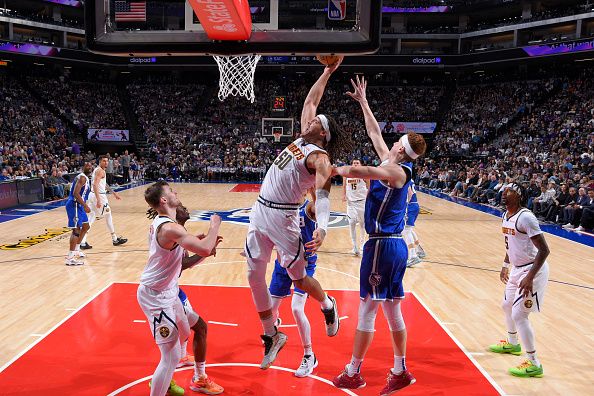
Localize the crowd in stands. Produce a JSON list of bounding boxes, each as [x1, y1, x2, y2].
[[2, 65, 593, 231], [418, 69, 594, 231], [29, 76, 127, 131]]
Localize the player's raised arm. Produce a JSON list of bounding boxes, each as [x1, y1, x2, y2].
[[346, 75, 390, 161], [334, 163, 409, 189], [301, 57, 343, 133], [304, 152, 333, 253]]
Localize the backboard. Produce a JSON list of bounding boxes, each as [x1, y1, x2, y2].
[[85, 0, 382, 56]]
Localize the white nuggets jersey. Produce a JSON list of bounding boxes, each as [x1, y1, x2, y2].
[[345, 178, 368, 202], [140, 216, 184, 291], [91, 166, 107, 194], [502, 208, 542, 267], [260, 138, 327, 204]]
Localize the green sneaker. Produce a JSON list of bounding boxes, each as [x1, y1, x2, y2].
[[509, 359, 543, 378], [149, 379, 185, 396], [488, 340, 522, 355]]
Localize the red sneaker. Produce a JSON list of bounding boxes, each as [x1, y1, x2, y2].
[[332, 369, 366, 389], [177, 354, 195, 368], [380, 370, 416, 395]]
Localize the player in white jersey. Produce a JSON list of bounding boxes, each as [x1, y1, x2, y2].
[[80, 155, 127, 249], [342, 159, 369, 255], [244, 57, 357, 369], [145, 204, 224, 395], [64, 162, 93, 265], [488, 183, 550, 378], [139, 181, 222, 396]]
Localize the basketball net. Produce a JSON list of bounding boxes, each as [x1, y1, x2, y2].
[[213, 55, 261, 103]]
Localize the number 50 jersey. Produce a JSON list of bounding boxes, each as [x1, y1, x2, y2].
[[260, 138, 328, 204]]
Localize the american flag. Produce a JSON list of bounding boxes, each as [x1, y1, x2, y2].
[[114, 1, 146, 22]]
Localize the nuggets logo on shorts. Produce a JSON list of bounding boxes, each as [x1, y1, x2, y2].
[[369, 273, 382, 287], [524, 300, 533, 309], [158, 326, 170, 338]]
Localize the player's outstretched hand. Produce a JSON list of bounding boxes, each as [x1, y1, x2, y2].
[[305, 228, 326, 254], [114, 192, 122, 200], [325, 56, 344, 74], [499, 267, 509, 284], [346, 75, 368, 103]]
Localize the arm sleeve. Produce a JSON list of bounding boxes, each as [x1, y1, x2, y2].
[[518, 212, 543, 238], [315, 189, 330, 232]]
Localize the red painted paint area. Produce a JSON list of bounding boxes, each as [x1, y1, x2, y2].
[[229, 184, 261, 193], [0, 284, 500, 395]]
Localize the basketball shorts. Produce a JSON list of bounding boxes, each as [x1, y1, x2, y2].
[[360, 236, 408, 301], [405, 203, 419, 227], [245, 202, 307, 280], [347, 200, 365, 225], [65, 200, 89, 228], [269, 258, 317, 298], [87, 193, 110, 216], [137, 284, 188, 345], [178, 288, 199, 327], [504, 261, 549, 313]]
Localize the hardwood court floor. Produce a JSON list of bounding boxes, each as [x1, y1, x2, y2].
[[0, 183, 592, 395]]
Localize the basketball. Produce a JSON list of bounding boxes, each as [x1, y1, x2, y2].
[[316, 54, 342, 66]]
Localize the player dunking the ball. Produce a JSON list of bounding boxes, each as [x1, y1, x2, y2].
[[139, 181, 222, 396], [244, 56, 356, 369], [488, 183, 550, 378], [332, 76, 426, 395]]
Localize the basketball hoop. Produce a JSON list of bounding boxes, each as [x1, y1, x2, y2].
[[213, 54, 261, 103], [273, 131, 282, 143]]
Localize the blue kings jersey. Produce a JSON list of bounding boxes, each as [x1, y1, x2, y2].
[[67, 173, 90, 204], [364, 162, 412, 235], [300, 200, 317, 262], [408, 182, 418, 205]]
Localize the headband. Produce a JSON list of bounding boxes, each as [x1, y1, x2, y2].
[[508, 183, 523, 198], [318, 114, 331, 143], [401, 135, 419, 160]]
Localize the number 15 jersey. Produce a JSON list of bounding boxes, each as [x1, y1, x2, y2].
[[260, 138, 327, 204]]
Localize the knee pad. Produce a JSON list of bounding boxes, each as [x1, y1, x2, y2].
[[291, 293, 307, 316], [357, 297, 380, 332], [382, 300, 406, 332]]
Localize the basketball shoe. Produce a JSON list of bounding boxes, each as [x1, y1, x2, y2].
[[177, 354, 194, 368], [488, 340, 522, 355], [380, 370, 416, 395], [417, 245, 426, 259], [322, 295, 339, 337], [149, 379, 184, 396], [65, 257, 84, 266], [189, 375, 224, 394], [509, 359, 543, 377], [295, 354, 318, 378], [113, 236, 128, 246], [259, 330, 287, 369], [332, 368, 366, 389]]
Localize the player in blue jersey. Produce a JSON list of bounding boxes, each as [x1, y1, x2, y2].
[[65, 162, 93, 266], [404, 181, 426, 267], [331, 76, 427, 395], [269, 190, 319, 377]]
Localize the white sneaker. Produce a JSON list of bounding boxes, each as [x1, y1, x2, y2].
[[417, 245, 426, 259], [574, 226, 585, 232], [295, 354, 318, 378], [562, 223, 575, 229], [260, 331, 288, 369], [407, 256, 422, 268], [65, 257, 84, 266], [75, 250, 86, 258], [352, 247, 360, 256]]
